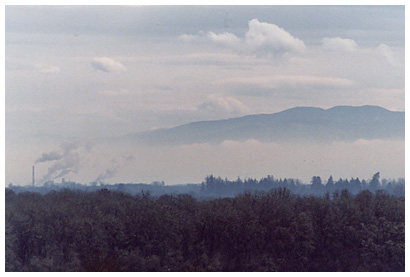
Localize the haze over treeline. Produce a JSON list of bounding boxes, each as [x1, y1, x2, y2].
[[6, 105, 405, 186], [5, 6, 404, 186], [7, 171, 405, 199]]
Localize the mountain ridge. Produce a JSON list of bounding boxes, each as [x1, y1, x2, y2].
[[124, 105, 404, 145]]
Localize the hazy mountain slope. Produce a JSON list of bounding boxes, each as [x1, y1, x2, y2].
[[125, 105, 404, 145]]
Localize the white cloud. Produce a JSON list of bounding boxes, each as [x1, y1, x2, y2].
[[207, 31, 242, 50], [181, 18, 305, 56], [34, 63, 61, 73], [378, 44, 401, 66], [244, 19, 306, 54], [147, 52, 260, 68], [91, 57, 128, 73], [197, 94, 250, 114], [5, 60, 61, 73], [223, 75, 356, 91], [322, 37, 358, 52], [98, 89, 132, 96], [179, 32, 205, 42]]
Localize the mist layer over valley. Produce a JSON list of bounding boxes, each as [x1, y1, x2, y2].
[[6, 105, 404, 186]]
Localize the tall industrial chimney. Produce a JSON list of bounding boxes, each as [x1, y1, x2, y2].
[[32, 166, 35, 186]]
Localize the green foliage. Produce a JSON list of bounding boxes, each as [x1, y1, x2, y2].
[[5, 188, 404, 272]]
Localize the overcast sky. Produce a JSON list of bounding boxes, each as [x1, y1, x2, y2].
[[4, 5, 406, 185], [6, 5, 405, 139]]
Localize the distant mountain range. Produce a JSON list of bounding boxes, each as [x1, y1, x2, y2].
[[124, 105, 404, 145]]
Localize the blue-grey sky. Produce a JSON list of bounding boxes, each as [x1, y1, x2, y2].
[[5, 5, 405, 185]]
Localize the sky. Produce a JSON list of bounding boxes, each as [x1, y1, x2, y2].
[[4, 5, 406, 185]]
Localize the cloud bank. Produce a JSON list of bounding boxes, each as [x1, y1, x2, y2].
[[222, 75, 356, 96], [34, 64, 61, 73]]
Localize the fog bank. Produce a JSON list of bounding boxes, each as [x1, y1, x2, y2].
[[6, 138, 404, 186]]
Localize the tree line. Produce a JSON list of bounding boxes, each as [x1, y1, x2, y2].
[[5, 186, 404, 271], [200, 172, 404, 197], [7, 172, 405, 198]]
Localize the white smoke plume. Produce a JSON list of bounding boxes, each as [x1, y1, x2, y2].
[[94, 154, 135, 183], [94, 159, 119, 183], [38, 153, 81, 184], [34, 141, 90, 185], [35, 141, 81, 164], [35, 151, 64, 164]]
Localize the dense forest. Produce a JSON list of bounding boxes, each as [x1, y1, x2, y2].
[[6, 185, 404, 271]]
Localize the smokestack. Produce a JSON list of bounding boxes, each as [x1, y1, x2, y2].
[[32, 166, 35, 186]]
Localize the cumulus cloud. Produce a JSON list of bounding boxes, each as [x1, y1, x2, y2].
[[207, 31, 242, 50], [179, 32, 205, 42], [244, 19, 305, 54], [322, 37, 358, 52], [197, 94, 250, 114], [91, 57, 128, 73], [181, 18, 305, 56]]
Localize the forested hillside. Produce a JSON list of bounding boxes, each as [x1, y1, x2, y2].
[[6, 187, 404, 271]]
